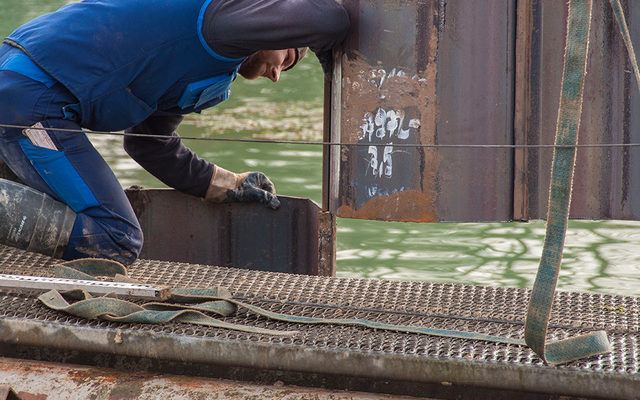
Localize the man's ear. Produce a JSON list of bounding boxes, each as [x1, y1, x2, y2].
[[284, 47, 308, 71]]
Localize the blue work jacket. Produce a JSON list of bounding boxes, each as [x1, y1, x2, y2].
[[5, 0, 245, 131]]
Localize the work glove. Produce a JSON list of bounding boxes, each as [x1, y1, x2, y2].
[[205, 166, 280, 210]]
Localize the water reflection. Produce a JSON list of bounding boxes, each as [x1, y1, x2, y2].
[[335, 218, 640, 296], [185, 100, 323, 141]]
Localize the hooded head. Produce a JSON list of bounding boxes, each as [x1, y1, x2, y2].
[[239, 47, 308, 82], [284, 47, 308, 71]]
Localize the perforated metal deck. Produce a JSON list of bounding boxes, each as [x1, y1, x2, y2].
[[0, 244, 638, 399]]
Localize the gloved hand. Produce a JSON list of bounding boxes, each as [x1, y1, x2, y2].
[[205, 166, 280, 210]]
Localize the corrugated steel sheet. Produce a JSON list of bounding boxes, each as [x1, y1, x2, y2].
[[0, 166, 335, 276]]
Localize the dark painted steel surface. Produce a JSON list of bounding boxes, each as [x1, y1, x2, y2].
[[330, 0, 640, 222], [125, 188, 328, 275], [522, 0, 640, 220], [434, 1, 515, 222]]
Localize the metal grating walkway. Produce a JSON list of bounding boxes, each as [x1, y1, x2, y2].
[[0, 244, 639, 399]]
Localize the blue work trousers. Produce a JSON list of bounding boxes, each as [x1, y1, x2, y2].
[[0, 45, 142, 265]]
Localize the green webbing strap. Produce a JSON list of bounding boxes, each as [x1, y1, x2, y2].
[[54, 258, 127, 281], [222, 300, 528, 345], [42, 258, 297, 336], [44, 259, 528, 344], [609, 0, 640, 92], [523, 0, 611, 365], [39, 290, 282, 333]]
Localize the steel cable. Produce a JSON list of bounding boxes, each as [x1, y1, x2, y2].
[[2, 122, 640, 149]]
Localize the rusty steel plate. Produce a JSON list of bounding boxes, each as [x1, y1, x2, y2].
[[0, 245, 639, 399], [329, 0, 640, 222], [0, 357, 419, 400], [330, 0, 515, 222]]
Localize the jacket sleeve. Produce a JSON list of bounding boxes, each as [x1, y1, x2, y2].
[[202, 0, 350, 59], [123, 112, 214, 197]]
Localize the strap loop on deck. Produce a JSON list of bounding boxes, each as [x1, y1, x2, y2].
[[46, 258, 528, 344], [524, 0, 611, 365], [44, 259, 297, 336]]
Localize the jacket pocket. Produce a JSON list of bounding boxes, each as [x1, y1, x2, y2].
[[177, 74, 233, 110], [18, 137, 99, 212]]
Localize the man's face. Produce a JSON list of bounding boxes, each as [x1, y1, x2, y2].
[[238, 49, 296, 82]]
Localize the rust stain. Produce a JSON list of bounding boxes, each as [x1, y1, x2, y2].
[[66, 369, 118, 385], [341, 53, 439, 144], [337, 190, 437, 223], [15, 392, 47, 400], [338, 20, 442, 222], [160, 375, 209, 390]]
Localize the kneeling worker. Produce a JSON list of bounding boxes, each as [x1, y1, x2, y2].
[[0, 0, 349, 264]]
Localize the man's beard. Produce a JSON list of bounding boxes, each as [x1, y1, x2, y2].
[[238, 52, 264, 80]]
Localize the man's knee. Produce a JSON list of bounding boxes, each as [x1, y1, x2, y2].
[[65, 216, 144, 266], [116, 225, 144, 265]]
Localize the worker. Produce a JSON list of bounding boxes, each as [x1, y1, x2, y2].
[[0, 0, 349, 265]]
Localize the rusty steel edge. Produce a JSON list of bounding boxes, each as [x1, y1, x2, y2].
[[0, 357, 418, 400], [1, 317, 638, 399]]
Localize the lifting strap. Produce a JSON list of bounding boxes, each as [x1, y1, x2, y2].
[[523, 0, 610, 365], [43, 258, 529, 344], [523, 0, 640, 366]]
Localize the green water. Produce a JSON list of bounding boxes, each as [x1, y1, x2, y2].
[[2, 2, 639, 296]]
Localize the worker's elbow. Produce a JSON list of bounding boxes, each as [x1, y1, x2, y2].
[[123, 133, 147, 161], [323, 5, 350, 42]]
